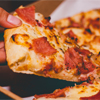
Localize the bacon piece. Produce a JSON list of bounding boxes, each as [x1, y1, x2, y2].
[[89, 18, 100, 29], [16, 6, 36, 26], [32, 37, 57, 56], [64, 48, 76, 69], [34, 89, 65, 99], [64, 47, 96, 74], [64, 48, 82, 70], [80, 82, 90, 86], [92, 18, 100, 29], [43, 62, 53, 75], [80, 90, 100, 100], [79, 60, 96, 74], [65, 30, 78, 42], [68, 47, 82, 66], [71, 22, 81, 28], [75, 48, 95, 74], [74, 47, 91, 56]]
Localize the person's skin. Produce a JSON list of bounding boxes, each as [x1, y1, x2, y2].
[[0, 7, 22, 64]]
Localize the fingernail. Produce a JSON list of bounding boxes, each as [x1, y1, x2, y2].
[[7, 15, 22, 26]]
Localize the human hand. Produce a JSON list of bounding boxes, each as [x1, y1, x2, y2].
[[0, 7, 22, 64]]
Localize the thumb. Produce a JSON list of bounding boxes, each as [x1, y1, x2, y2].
[[0, 7, 22, 28]]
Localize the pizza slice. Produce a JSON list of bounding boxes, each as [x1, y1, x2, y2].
[[33, 81, 100, 100], [4, 6, 100, 83], [53, 9, 100, 30], [53, 9, 100, 54]]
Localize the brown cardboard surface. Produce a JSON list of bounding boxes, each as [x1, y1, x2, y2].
[[27, 0, 64, 17]]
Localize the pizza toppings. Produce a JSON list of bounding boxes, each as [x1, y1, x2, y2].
[[74, 47, 91, 56], [89, 18, 100, 29], [64, 47, 82, 70], [64, 47, 96, 74], [65, 30, 78, 42], [67, 17, 82, 28], [31, 37, 57, 56], [34, 88, 66, 99], [36, 20, 43, 27], [54, 62, 63, 73], [42, 61, 53, 75], [79, 60, 96, 74], [16, 6, 36, 26], [70, 22, 81, 28], [42, 17, 52, 27]]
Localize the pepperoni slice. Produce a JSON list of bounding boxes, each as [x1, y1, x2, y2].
[[16, 5, 36, 26], [32, 37, 57, 56]]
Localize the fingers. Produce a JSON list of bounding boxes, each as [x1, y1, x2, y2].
[[0, 41, 6, 64], [0, 7, 22, 64], [0, 7, 22, 28]]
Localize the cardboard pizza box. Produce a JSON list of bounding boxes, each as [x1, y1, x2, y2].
[[26, 0, 64, 17]]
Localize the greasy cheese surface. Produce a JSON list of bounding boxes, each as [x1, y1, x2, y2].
[[34, 81, 100, 100]]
